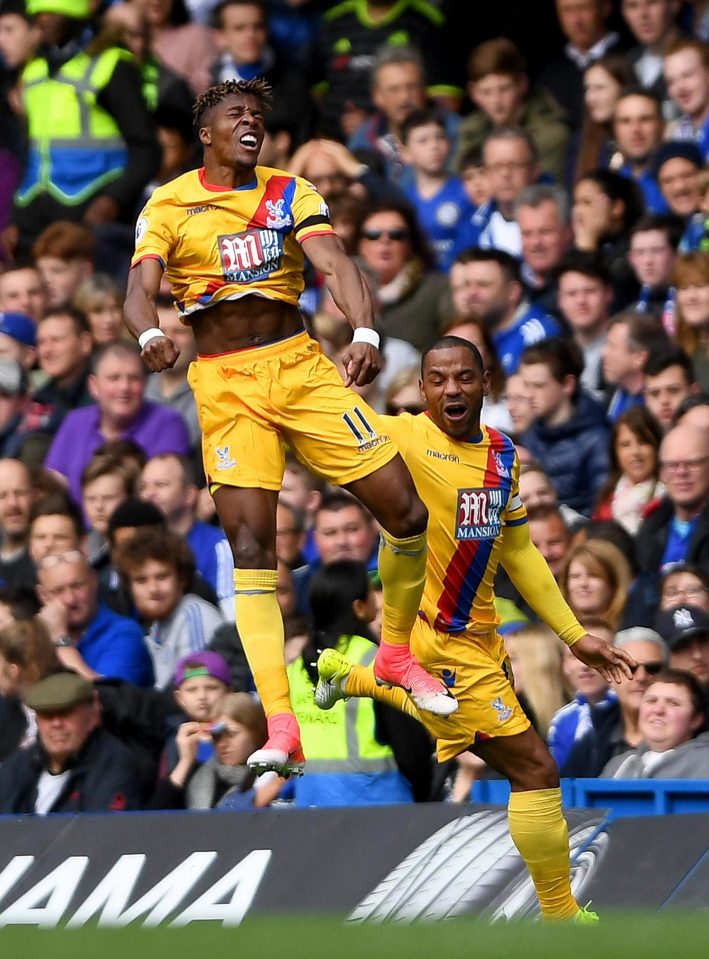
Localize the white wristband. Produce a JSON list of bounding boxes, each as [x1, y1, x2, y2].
[[352, 327, 380, 349], [138, 328, 165, 349]]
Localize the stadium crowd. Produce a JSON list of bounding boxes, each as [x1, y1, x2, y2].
[[4, 0, 709, 813]]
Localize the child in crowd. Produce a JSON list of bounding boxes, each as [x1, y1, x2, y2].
[[73, 274, 125, 347], [116, 527, 224, 689], [401, 110, 478, 273], [547, 617, 616, 770], [457, 146, 493, 245], [153, 691, 270, 811], [81, 451, 135, 567], [164, 649, 233, 770]]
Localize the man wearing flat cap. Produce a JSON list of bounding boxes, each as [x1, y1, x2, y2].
[[0, 670, 144, 813]]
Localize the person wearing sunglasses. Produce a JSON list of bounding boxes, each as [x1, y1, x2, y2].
[[600, 668, 709, 779], [357, 200, 448, 353], [126, 79, 451, 781], [561, 626, 670, 778]]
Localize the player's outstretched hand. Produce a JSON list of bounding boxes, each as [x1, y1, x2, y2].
[[141, 335, 180, 373], [342, 342, 382, 387], [571, 633, 636, 684]]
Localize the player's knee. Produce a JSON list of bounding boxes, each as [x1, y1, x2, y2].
[[528, 748, 560, 791], [229, 524, 276, 569], [392, 495, 428, 538], [508, 741, 559, 792], [408, 496, 428, 535]]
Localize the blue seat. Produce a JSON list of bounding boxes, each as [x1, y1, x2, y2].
[[471, 778, 709, 819], [573, 779, 709, 819]]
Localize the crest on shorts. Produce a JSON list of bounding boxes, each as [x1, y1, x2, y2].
[[441, 668, 456, 689], [215, 446, 237, 470], [491, 697, 512, 723]]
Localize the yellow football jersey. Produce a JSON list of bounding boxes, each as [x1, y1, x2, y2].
[[131, 166, 334, 316], [384, 414, 527, 635]]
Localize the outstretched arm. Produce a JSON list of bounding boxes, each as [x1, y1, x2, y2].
[[124, 258, 180, 373], [301, 232, 380, 388], [500, 521, 635, 684]]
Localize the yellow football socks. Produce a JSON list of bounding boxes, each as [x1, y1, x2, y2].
[[507, 787, 579, 921], [378, 529, 427, 646], [233, 568, 292, 718]]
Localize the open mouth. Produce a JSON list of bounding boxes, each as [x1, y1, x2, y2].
[[239, 133, 258, 149], [444, 403, 468, 421]]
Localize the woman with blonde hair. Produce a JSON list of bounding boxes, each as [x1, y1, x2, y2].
[[384, 365, 424, 417], [503, 623, 567, 739], [73, 274, 126, 347], [559, 539, 632, 630], [673, 252, 709, 390]]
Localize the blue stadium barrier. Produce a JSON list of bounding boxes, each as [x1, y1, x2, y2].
[[471, 778, 709, 819]]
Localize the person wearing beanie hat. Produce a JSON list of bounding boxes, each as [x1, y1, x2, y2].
[[649, 140, 706, 252], [161, 650, 234, 771], [7, 0, 161, 257], [0, 669, 144, 814], [665, 38, 709, 163]]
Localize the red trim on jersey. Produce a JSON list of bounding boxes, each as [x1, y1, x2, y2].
[[246, 175, 293, 229], [434, 427, 506, 632], [297, 228, 335, 241], [198, 168, 238, 193], [130, 253, 165, 270]]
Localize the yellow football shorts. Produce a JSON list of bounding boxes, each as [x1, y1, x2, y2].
[[410, 616, 530, 763], [187, 330, 397, 490]]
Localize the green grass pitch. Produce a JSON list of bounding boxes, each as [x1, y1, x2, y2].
[[2, 913, 709, 959]]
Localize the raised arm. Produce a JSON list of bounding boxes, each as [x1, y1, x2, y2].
[[500, 521, 635, 684], [301, 231, 380, 388], [124, 258, 180, 373]]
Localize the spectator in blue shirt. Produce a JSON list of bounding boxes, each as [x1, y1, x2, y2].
[[520, 337, 610, 516], [400, 109, 476, 273], [612, 88, 668, 213], [447, 248, 561, 376], [548, 618, 617, 770], [138, 453, 234, 619], [36, 549, 154, 687]]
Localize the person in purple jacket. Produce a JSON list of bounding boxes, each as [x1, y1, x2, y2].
[[44, 341, 190, 504]]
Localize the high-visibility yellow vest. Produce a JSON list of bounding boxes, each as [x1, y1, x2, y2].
[[288, 635, 400, 774], [17, 47, 130, 206]]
